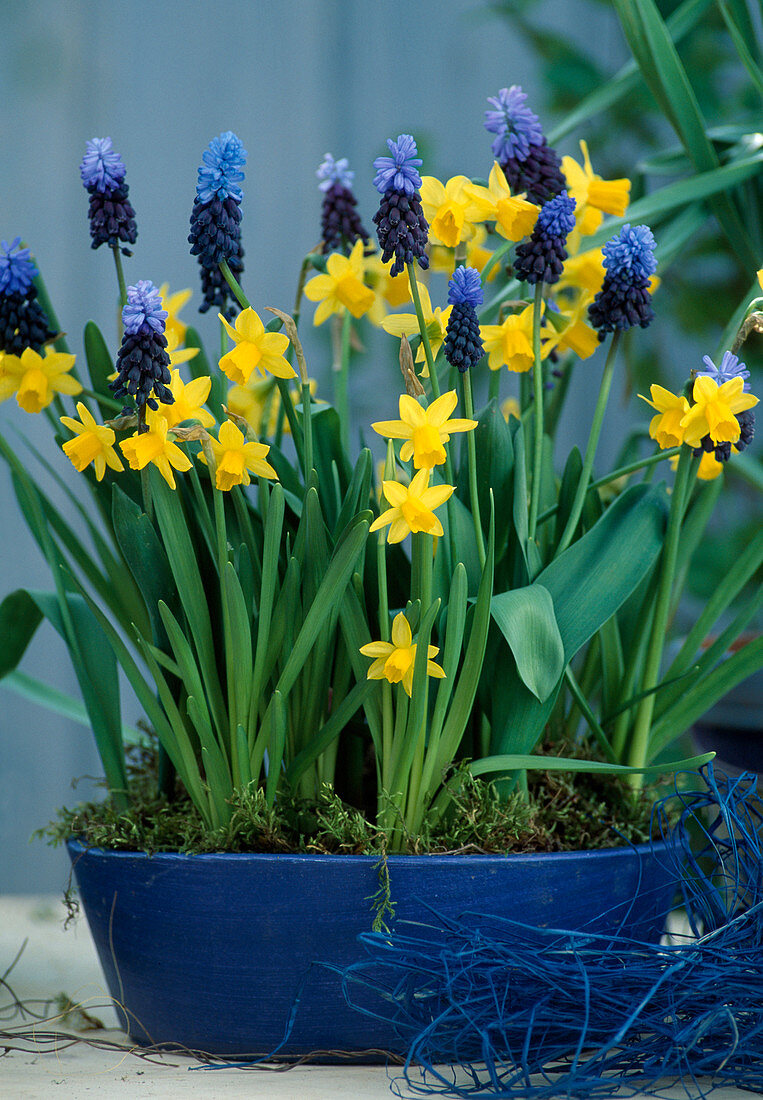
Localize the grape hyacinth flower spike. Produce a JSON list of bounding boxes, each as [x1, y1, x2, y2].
[[188, 131, 247, 317], [484, 86, 565, 206], [372, 134, 429, 278], [110, 280, 173, 428], [444, 266, 484, 373], [513, 190, 576, 286], [0, 238, 56, 354], [80, 138, 138, 254], [588, 223, 656, 341], [317, 154, 369, 255]]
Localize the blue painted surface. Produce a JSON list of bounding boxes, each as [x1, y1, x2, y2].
[[67, 839, 677, 1058]]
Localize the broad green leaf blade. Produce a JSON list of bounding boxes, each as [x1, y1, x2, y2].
[[0, 590, 43, 678], [490, 585, 564, 703]]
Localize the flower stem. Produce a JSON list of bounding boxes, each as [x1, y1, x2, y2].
[[407, 264, 440, 399], [111, 246, 127, 309], [555, 331, 621, 558], [488, 368, 501, 403], [219, 260, 250, 310], [627, 447, 696, 781], [527, 282, 546, 543], [459, 368, 486, 569], [336, 311, 351, 453]]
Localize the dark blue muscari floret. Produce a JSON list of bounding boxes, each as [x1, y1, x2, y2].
[[485, 86, 565, 206], [317, 153, 369, 255], [589, 223, 656, 340], [444, 267, 484, 373], [513, 191, 575, 285], [81, 137, 137, 253], [189, 132, 247, 316], [0, 238, 55, 353], [484, 86, 544, 164], [372, 134, 429, 278], [110, 280, 173, 422]]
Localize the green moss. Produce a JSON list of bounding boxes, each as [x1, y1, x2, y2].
[[40, 746, 662, 857]]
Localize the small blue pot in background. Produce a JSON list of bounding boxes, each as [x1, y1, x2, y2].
[[66, 840, 676, 1059]]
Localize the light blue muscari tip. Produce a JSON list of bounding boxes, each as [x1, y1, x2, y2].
[[196, 131, 247, 204], [698, 350, 751, 392], [0, 237, 37, 296], [536, 190, 576, 238], [317, 153, 354, 192], [80, 137, 127, 192], [372, 134, 422, 196], [603, 224, 657, 284], [122, 280, 167, 336], [484, 86, 544, 163], [447, 265, 483, 308]]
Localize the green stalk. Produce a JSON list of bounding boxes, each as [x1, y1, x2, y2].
[[407, 264, 440, 399], [219, 259, 250, 310], [111, 246, 128, 309], [528, 282, 546, 542], [627, 448, 697, 780], [488, 368, 501, 403], [554, 332, 621, 557], [213, 485, 237, 781], [459, 368, 486, 569], [537, 446, 682, 526], [480, 239, 512, 282], [336, 311, 351, 453], [404, 532, 433, 834]]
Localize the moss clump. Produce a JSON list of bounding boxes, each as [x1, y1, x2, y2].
[[41, 745, 661, 857]]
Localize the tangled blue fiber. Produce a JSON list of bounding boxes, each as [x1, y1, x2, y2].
[[339, 766, 763, 1098]]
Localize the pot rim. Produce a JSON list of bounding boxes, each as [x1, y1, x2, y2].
[[66, 835, 669, 866]]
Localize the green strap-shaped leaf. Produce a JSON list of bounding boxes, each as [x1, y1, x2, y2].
[[490, 585, 565, 703], [0, 590, 43, 678], [83, 321, 116, 410], [471, 749, 714, 778]]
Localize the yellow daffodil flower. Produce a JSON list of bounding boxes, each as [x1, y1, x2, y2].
[[464, 163, 539, 242], [202, 420, 277, 491], [381, 281, 451, 375], [419, 175, 476, 248], [372, 391, 476, 470], [364, 253, 412, 311], [542, 293, 599, 361], [148, 369, 215, 430], [360, 611, 446, 697], [558, 247, 606, 298], [639, 385, 690, 449], [120, 416, 193, 490], [501, 396, 521, 423], [562, 141, 631, 237], [158, 284, 192, 350], [60, 402, 124, 481], [680, 376, 758, 447], [218, 308, 295, 386], [370, 469, 454, 543], [429, 224, 499, 281], [0, 347, 81, 414], [304, 238, 375, 325], [481, 305, 538, 374]]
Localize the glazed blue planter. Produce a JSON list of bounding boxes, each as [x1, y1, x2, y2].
[[66, 839, 676, 1059]]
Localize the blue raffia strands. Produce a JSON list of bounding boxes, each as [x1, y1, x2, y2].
[[340, 766, 763, 1099]]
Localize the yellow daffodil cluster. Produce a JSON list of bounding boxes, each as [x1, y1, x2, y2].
[[360, 612, 445, 697], [0, 346, 81, 413], [641, 376, 758, 480]]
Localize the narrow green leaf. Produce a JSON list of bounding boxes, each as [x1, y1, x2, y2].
[[470, 750, 714, 778], [2, 669, 143, 743], [83, 321, 116, 409]]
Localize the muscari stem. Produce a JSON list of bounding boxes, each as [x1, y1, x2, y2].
[[555, 331, 621, 558], [336, 311, 351, 453], [528, 282, 546, 543], [459, 368, 486, 569], [407, 263, 440, 399], [111, 246, 128, 310]]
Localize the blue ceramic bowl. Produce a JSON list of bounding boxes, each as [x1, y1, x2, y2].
[[67, 839, 676, 1059]]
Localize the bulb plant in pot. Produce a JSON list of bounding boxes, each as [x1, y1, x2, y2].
[[0, 84, 761, 1060]]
